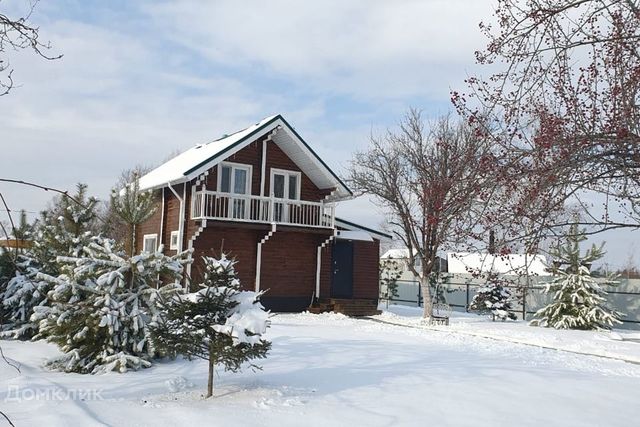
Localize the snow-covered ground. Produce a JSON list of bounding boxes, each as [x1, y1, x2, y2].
[[1, 309, 640, 427]]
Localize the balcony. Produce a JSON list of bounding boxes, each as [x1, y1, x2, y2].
[[192, 191, 335, 229]]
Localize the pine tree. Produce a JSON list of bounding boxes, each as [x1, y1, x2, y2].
[[33, 237, 190, 373], [470, 273, 517, 321], [110, 175, 158, 256], [530, 225, 623, 330], [1, 185, 99, 339], [150, 255, 271, 398]]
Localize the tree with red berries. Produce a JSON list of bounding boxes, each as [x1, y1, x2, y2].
[[455, 0, 640, 249]]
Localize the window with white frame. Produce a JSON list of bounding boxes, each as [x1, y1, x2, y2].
[[218, 162, 252, 195], [143, 234, 158, 253], [169, 230, 179, 250], [217, 162, 252, 220], [270, 169, 301, 200]]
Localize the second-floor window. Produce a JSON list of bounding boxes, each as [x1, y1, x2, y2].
[[270, 169, 301, 223], [271, 169, 301, 200], [218, 162, 252, 220], [218, 162, 251, 195]]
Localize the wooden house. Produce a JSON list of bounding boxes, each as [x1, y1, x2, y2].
[[135, 115, 390, 315]]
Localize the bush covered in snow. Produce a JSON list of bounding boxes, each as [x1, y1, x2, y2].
[[34, 237, 191, 373], [470, 274, 517, 321], [150, 255, 271, 398]]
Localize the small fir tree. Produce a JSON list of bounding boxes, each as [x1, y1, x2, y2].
[[530, 225, 623, 330], [33, 237, 190, 373], [380, 258, 402, 307], [470, 273, 517, 321], [150, 255, 271, 398], [110, 175, 158, 256]]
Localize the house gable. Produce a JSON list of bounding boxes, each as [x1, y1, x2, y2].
[[138, 114, 351, 201], [193, 135, 331, 202]]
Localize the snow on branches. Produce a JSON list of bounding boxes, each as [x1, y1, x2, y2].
[[530, 224, 623, 330], [150, 255, 270, 398], [34, 236, 191, 374], [470, 273, 517, 321]]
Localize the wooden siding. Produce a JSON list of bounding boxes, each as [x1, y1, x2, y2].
[[260, 230, 331, 298], [190, 225, 262, 291], [352, 239, 380, 299]]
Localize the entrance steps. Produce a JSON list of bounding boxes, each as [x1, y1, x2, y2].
[[308, 298, 381, 317]]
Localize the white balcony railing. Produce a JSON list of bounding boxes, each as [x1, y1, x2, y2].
[[192, 190, 335, 228]]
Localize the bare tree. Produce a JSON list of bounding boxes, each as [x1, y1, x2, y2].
[[454, 0, 640, 245], [349, 110, 493, 318], [1, 0, 61, 95]]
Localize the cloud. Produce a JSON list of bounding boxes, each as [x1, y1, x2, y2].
[[142, 0, 493, 100]]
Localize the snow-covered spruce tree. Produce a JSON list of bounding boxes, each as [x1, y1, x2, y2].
[[470, 273, 517, 321], [1, 185, 99, 339], [34, 237, 191, 373], [150, 255, 271, 398], [530, 225, 623, 330]]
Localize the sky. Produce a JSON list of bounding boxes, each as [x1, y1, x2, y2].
[[0, 0, 637, 267]]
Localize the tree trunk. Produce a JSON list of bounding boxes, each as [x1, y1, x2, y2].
[[131, 223, 136, 257], [206, 351, 215, 398], [420, 275, 432, 318]]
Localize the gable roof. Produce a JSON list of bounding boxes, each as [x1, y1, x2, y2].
[[138, 114, 352, 200]]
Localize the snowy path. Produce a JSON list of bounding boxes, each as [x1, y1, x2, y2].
[[1, 312, 639, 426]]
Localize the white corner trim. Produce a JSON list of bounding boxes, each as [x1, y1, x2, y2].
[[255, 223, 277, 292]]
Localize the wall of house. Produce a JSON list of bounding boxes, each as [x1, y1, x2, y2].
[[190, 225, 263, 291], [189, 225, 333, 311], [259, 230, 332, 310], [352, 239, 381, 300]]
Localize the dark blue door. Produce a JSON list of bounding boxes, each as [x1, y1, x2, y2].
[[331, 241, 353, 298]]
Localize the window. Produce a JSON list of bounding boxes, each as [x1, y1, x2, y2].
[[270, 169, 301, 200], [143, 234, 158, 253], [270, 169, 301, 223], [217, 162, 252, 220], [169, 231, 179, 250], [218, 162, 251, 195]]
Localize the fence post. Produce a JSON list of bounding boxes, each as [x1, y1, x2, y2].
[[465, 284, 470, 312], [417, 280, 422, 307], [522, 288, 526, 320]]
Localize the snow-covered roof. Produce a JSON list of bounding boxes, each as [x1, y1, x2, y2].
[[137, 115, 352, 200], [447, 252, 550, 276], [335, 217, 392, 241], [336, 230, 373, 242], [381, 248, 414, 259]]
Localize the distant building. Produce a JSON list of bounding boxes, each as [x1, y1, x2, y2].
[[447, 252, 550, 277]]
